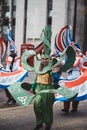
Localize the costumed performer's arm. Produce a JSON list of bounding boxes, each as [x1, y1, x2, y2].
[[30, 76, 37, 94], [50, 67, 61, 89]]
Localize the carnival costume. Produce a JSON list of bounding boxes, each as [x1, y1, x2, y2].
[[62, 51, 82, 112], [21, 26, 77, 130], [5, 49, 20, 104], [1, 26, 78, 130], [53, 25, 87, 112], [31, 27, 56, 130]]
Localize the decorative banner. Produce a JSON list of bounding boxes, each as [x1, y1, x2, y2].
[[0, 37, 7, 60], [54, 25, 73, 53], [0, 66, 28, 89], [55, 65, 87, 103], [54, 25, 81, 56]]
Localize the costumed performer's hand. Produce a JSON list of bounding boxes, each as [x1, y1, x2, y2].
[[30, 89, 34, 94]]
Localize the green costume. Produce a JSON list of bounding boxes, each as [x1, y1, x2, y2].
[[21, 26, 76, 130], [32, 71, 55, 127], [6, 26, 77, 130], [31, 26, 56, 128]]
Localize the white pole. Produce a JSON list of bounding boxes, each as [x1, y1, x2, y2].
[[7, 0, 12, 55]]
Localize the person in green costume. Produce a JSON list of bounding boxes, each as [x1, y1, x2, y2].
[[30, 55, 59, 130], [26, 26, 76, 130], [30, 26, 60, 130]]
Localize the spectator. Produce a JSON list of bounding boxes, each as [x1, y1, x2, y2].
[[5, 48, 20, 105], [61, 50, 83, 113]]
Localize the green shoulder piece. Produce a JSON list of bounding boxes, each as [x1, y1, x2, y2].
[[21, 50, 36, 71], [60, 46, 76, 72]]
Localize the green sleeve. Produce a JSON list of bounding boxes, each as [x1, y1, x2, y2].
[[31, 76, 37, 91], [50, 71, 54, 76]]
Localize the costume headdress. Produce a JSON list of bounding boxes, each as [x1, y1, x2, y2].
[[22, 26, 76, 73], [40, 26, 52, 59]]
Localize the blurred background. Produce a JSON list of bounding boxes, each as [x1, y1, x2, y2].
[[0, 0, 87, 62]]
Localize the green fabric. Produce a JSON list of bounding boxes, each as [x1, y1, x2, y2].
[[21, 47, 75, 74], [21, 50, 36, 71], [40, 26, 52, 42], [34, 83, 54, 126], [60, 46, 76, 72], [21, 82, 32, 91], [41, 54, 50, 59], [52, 46, 76, 72], [31, 77, 37, 92], [40, 26, 52, 58], [52, 48, 67, 68], [8, 82, 35, 107], [21, 50, 58, 74], [34, 60, 52, 74], [8, 82, 78, 107], [40, 86, 78, 100], [52, 83, 60, 89]]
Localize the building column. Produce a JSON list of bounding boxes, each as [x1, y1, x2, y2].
[[51, 0, 68, 54], [15, 0, 25, 56]]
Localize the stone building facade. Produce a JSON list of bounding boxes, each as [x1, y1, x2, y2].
[[2, 0, 87, 56]]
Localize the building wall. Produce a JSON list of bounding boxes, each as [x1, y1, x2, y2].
[[67, 0, 75, 27], [67, 0, 85, 52], [14, 0, 68, 55], [51, 0, 68, 54], [83, 0, 87, 52], [26, 0, 47, 47], [15, 0, 25, 56], [75, 0, 85, 51], [3, 0, 86, 57]]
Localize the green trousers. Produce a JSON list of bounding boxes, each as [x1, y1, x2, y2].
[[34, 84, 55, 126]]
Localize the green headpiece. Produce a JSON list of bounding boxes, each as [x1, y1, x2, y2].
[[40, 26, 52, 59]]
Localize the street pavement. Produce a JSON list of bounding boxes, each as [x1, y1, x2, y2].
[[0, 72, 87, 130]]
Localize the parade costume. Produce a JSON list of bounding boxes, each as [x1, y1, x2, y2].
[[61, 41, 84, 112], [22, 26, 76, 130], [61, 51, 87, 113], [31, 27, 55, 130], [0, 26, 78, 130], [5, 49, 20, 104], [6, 50, 20, 72], [33, 71, 55, 130], [54, 25, 87, 112]]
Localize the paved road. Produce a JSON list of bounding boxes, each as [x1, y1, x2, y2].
[[0, 72, 87, 130], [0, 99, 87, 130]]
